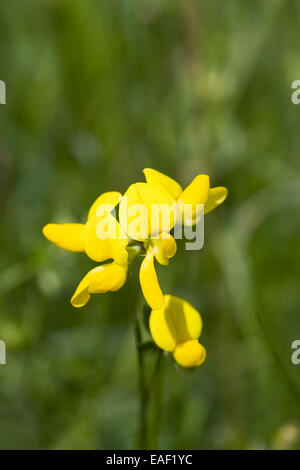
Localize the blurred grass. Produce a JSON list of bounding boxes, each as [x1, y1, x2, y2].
[[1, 0, 300, 449]]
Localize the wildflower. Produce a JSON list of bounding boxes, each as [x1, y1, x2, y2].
[[143, 168, 228, 225], [42, 169, 227, 313], [70, 261, 128, 308], [42, 170, 227, 376], [149, 294, 206, 368], [43, 191, 128, 307], [42, 191, 122, 254]]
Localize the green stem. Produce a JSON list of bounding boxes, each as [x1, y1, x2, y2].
[[132, 313, 148, 449], [150, 349, 165, 449]]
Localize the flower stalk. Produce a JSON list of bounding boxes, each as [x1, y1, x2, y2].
[[150, 349, 164, 449], [132, 312, 148, 449]]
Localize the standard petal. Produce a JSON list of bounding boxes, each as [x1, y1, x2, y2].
[[151, 233, 177, 266], [139, 252, 164, 310], [88, 191, 122, 220], [143, 168, 182, 200], [119, 182, 176, 240], [42, 223, 85, 252], [71, 262, 127, 308], [178, 174, 210, 205], [204, 186, 228, 214], [173, 340, 206, 368], [83, 213, 128, 264], [149, 295, 202, 352], [177, 175, 210, 226]]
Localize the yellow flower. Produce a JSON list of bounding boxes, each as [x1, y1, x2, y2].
[[149, 294, 206, 368], [42, 171, 227, 314], [143, 168, 228, 225], [42, 191, 129, 307], [71, 262, 128, 308], [42, 171, 227, 377], [42, 191, 123, 253]]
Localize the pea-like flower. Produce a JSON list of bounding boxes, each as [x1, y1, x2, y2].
[[43, 191, 129, 307], [149, 294, 206, 368], [143, 168, 228, 225]]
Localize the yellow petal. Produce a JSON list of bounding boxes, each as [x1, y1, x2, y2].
[[173, 340, 206, 368], [88, 191, 122, 220], [139, 252, 164, 310], [143, 168, 182, 200], [71, 262, 127, 308], [83, 213, 128, 264], [178, 174, 210, 205], [119, 182, 176, 240], [177, 174, 209, 225], [150, 233, 177, 266], [88, 262, 127, 293], [204, 186, 228, 214], [149, 295, 202, 352], [42, 223, 85, 252]]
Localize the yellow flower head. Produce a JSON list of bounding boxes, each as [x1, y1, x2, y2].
[[42, 170, 227, 372], [149, 294, 206, 368], [143, 168, 228, 225], [71, 262, 128, 308], [42, 169, 227, 320], [42, 191, 124, 257], [43, 191, 128, 307]]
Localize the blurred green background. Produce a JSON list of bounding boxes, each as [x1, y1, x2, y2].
[[1, 0, 300, 450]]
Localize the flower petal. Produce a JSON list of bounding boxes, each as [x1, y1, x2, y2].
[[88, 191, 122, 220], [178, 174, 210, 205], [42, 223, 85, 252], [83, 213, 128, 264], [143, 168, 182, 200], [71, 262, 127, 308], [173, 340, 206, 368], [139, 252, 164, 310], [149, 295, 202, 352], [88, 262, 128, 293], [151, 233, 177, 266], [177, 175, 209, 226], [119, 182, 176, 240], [204, 186, 228, 214]]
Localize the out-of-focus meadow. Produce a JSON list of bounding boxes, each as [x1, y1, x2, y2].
[[1, 0, 300, 450]]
